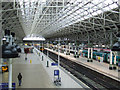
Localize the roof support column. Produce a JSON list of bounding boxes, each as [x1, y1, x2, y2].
[[87, 33, 90, 62], [118, 0, 120, 22], [13, 0, 15, 9], [65, 38, 67, 55], [46, 41, 49, 67], [0, 1, 2, 83], [91, 48, 93, 62], [58, 38, 60, 68], [74, 40, 77, 57], [74, 36, 79, 58], [66, 38, 70, 55], [42, 41, 44, 61], [0, 1, 2, 45], [109, 31, 113, 70], [113, 52, 117, 70]]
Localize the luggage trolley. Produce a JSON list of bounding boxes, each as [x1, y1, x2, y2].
[[54, 70, 61, 86]]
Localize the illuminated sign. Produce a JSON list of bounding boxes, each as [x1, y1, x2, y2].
[[2, 66, 8, 72]]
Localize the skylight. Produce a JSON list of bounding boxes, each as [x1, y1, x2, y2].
[[56, 0, 118, 30], [17, 0, 119, 38]]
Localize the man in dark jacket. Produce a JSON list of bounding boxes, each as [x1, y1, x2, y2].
[[17, 73, 22, 86]]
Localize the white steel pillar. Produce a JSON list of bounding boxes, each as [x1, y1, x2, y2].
[[0, 1, 2, 44], [58, 38, 60, 67], [68, 43, 70, 54], [118, 0, 120, 21], [113, 52, 117, 70], [39, 42, 40, 50], [88, 48, 90, 59], [0, 1, 2, 46], [9, 59, 12, 88], [0, 1, 2, 53], [109, 31, 113, 69], [74, 41, 77, 58], [72, 43, 74, 51], [91, 48, 93, 62], [109, 50, 113, 70], [47, 41, 49, 67], [66, 39, 69, 55], [9, 34, 13, 88], [0, 1, 2, 83], [65, 41, 67, 54], [75, 41, 77, 55], [42, 41, 44, 61], [87, 34, 90, 62], [13, 0, 15, 9]]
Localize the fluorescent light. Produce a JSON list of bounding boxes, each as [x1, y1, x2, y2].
[[2, 38, 6, 41], [23, 37, 45, 41]]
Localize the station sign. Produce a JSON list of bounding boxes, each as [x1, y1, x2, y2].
[[51, 63, 58, 66], [54, 70, 59, 76], [2, 66, 8, 72], [0, 83, 15, 89]]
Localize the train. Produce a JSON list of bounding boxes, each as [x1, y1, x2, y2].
[[34, 43, 120, 65], [35, 46, 44, 51], [33, 44, 44, 51], [79, 49, 120, 64]]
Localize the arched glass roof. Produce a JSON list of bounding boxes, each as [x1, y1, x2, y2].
[[1, 0, 120, 43]]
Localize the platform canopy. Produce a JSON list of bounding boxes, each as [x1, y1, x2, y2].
[[1, 0, 120, 44]]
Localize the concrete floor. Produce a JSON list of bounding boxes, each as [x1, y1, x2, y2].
[[0, 53, 56, 88], [12, 53, 56, 88], [0, 49, 88, 88], [34, 48, 88, 88]]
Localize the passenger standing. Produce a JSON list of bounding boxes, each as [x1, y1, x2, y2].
[[17, 73, 22, 86]]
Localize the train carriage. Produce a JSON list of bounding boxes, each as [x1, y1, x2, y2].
[[81, 50, 120, 65]]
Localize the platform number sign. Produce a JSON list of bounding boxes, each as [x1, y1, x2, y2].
[[54, 70, 59, 76]]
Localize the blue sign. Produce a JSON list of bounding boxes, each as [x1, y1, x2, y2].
[[0, 83, 15, 85], [118, 62, 120, 67], [3, 59, 7, 62], [51, 63, 58, 66], [54, 70, 59, 76], [0, 83, 15, 89]]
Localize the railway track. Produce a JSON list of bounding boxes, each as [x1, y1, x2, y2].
[[43, 49, 120, 90]]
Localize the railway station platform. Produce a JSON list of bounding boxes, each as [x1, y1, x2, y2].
[[33, 47, 89, 88], [0, 48, 89, 88], [45, 48, 120, 82], [1, 0, 120, 89]]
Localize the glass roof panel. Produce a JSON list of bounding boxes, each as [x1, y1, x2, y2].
[[17, 0, 119, 38]]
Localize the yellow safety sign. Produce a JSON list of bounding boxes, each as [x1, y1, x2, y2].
[[30, 60, 32, 63], [98, 56, 100, 60], [2, 66, 8, 72]]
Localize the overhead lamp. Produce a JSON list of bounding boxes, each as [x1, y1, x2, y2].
[[2, 37, 6, 41]]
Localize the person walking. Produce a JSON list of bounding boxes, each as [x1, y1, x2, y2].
[[17, 73, 22, 86]]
